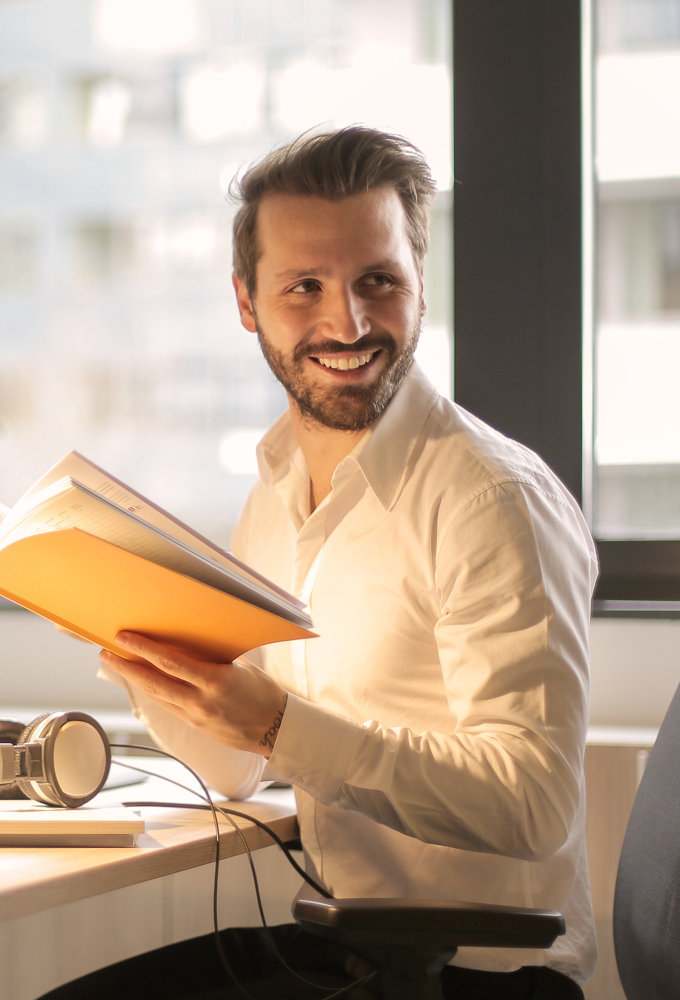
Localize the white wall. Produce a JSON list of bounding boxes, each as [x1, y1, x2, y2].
[[0, 610, 128, 715], [1, 607, 679, 728], [589, 617, 680, 727]]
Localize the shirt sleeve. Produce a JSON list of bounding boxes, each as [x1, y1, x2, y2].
[[98, 662, 267, 800], [266, 480, 598, 862]]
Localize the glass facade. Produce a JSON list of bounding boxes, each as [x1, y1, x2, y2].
[[0, 0, 452, 543], [592, 0, 680, 537]]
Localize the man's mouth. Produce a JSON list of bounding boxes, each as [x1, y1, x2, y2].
[[312, 351, 377, 372]]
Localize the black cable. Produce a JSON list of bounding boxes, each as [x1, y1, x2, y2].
[[110, 745, 377, 999], [113, 751, 311, 994], [113, 748, 376, 997], [123, 797, 329, 899], [111, 748, 330, 896], [111, 744, 255, 1000]]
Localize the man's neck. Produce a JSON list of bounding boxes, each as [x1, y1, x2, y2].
[[289, 408, 367, 512]]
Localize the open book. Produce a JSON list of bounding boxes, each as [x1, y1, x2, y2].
[[0, 452, 315, 661]]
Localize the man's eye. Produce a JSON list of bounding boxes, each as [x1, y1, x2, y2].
[[364, 273, 394, 287], [289, 279, 321, 294]]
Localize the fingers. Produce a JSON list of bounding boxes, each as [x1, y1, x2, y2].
[[100, 631, 289, 757], [100, 645, 187, 702], [111, 631, 218, 683]]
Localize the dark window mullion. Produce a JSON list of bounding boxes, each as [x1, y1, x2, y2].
[[452, 0, 583, 503], [453, 1, 680, 612]]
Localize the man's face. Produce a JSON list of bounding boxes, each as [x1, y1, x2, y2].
[[233, 187, 426, 432]]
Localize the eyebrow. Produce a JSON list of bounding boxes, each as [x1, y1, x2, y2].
[[273, 267, 331, 282], [272, 259, 406, 282]]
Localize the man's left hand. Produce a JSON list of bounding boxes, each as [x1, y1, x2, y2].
[[100, 632, 288, 758]]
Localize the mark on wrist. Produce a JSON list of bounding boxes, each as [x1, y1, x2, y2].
[[259, 707, 285, 755]]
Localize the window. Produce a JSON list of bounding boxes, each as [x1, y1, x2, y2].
[[618, 0, 680, 46], [592, 0, 680, 545], [0, 0, 452, 546], [0, 72, 46, 148], [590, 0, 680, 607], [452, 1, 680, 613]]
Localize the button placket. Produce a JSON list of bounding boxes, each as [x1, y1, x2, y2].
[[290, 511, 325, 698]]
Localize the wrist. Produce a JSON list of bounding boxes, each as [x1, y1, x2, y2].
[[258, 692, 288, 758]]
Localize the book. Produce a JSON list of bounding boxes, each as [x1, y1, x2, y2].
[[0, 451, 315, 662], [0, 802, 145, 846]]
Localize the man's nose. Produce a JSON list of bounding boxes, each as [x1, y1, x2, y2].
[[319, 290, 371, 343]]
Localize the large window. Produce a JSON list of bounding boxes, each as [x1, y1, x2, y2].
[[452, 1, 680, 613], [0, 0, 452, 545], [592, 0, 680, 541], [11, 0, 675, 612]]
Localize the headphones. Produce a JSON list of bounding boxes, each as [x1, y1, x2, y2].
[[0, 711, 110, 808]]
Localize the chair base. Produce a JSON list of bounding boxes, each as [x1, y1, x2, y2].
[[375, 961, 451, 1000]]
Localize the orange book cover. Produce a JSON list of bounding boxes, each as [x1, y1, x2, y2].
[[0, 453, 315, 661]]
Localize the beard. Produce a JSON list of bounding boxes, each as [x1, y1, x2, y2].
[[255, 323, 421, 432]]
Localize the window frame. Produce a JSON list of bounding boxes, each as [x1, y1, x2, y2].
[[452, 0, 680, 614]]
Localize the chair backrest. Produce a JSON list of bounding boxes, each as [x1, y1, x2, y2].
[[613, 681, 680, 1000]]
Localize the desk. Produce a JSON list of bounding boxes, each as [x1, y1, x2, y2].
[[0, 758, 301, 1000]]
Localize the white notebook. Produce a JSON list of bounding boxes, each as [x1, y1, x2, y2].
[[0, 802, 145, 846]]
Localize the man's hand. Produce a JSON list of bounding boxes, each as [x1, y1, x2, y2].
[[100, 632, 288, 758]]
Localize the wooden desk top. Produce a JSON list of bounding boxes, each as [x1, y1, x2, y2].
[[0, 757, 298, 922]]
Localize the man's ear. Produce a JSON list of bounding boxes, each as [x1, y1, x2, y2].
[[418, 268, 427, 317], [232, 273, 258, 333]]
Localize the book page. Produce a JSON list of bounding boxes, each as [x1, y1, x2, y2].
[[0, 528, 314, 662], [1, 477, 311, 629], [13, 452, 303, 611]]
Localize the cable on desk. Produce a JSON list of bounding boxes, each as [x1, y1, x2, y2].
[[110, 745, 376, 1000]]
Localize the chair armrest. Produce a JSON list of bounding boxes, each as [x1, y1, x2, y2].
[[294, 894, 565, 953]]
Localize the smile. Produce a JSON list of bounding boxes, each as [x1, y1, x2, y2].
[[314, 352, 376, 371]]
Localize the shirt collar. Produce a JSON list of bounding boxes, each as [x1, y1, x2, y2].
[[256, 362, 439, 510], [350, 362, 438, 509]]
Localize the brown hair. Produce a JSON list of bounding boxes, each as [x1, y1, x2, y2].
[[230, 126, 437, 293]]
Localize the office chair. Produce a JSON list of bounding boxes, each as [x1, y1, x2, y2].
[[613, 679, 680, 1000], [295, 678, 680, 1000], [294, 893, 564, 999]]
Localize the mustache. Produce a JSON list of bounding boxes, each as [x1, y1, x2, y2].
[[293, 333, 396, 362]]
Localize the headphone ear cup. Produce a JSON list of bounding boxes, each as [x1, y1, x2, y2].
[[15, 712, 111, 807], [0, 721, 29, 799], [14, 714, 52, 803]]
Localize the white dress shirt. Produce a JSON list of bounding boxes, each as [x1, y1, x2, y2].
[[114, 363, 598, 983]]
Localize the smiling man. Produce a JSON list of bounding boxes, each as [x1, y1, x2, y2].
[[238, 187, 424, 428], [234, 184, 426, 509], [44, 128, 598, 1000]]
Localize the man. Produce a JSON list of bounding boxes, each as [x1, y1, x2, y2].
[[46, 127, 597, 999]]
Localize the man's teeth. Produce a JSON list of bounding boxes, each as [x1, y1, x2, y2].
[[317, 353, 374, 371]]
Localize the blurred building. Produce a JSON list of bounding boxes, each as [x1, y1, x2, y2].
[[0, 0, 452, 541], [594, 0, 680, 536]]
